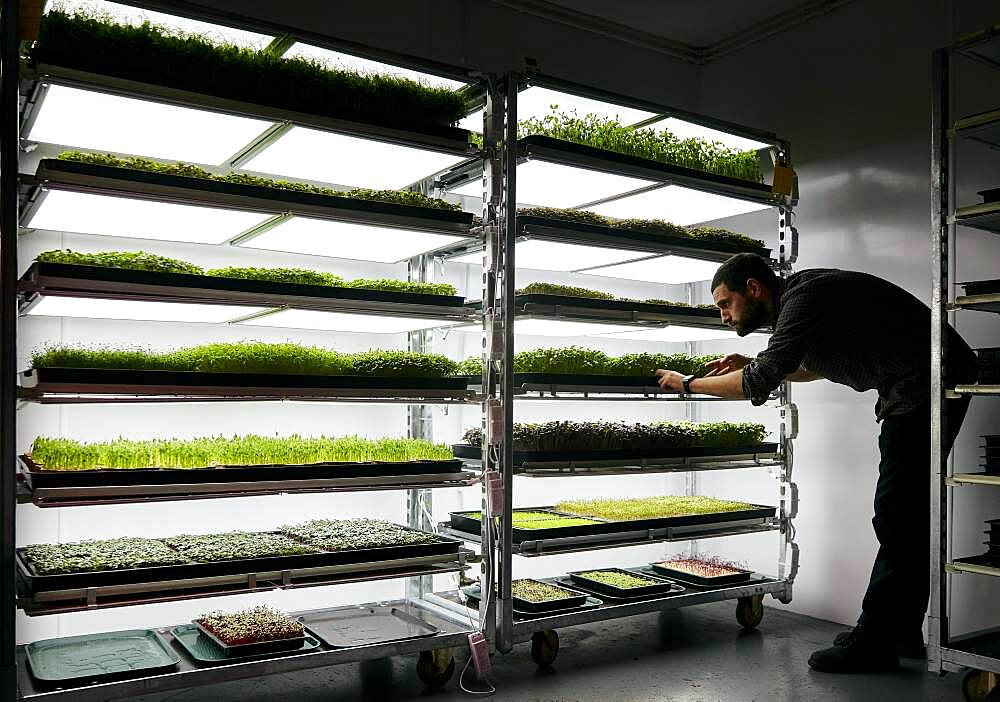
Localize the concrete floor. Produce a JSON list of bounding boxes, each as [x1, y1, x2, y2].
[[137, 602, 964, 702]]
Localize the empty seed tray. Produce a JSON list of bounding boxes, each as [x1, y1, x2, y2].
[[303, 606, 438, 648], [567, 568, 679, 599], [170, 624, 322, 666], [25, 629, 179, 684]]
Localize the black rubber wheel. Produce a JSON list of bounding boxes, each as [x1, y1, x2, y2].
[[736, 595, 764, 629], [531, 629, 559, 666], [416, 649, 456, 688], [963, 670, 999, 701]]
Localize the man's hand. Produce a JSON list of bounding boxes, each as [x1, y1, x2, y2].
[[654, 369, 686, 392], [704, 353, 751, 377]]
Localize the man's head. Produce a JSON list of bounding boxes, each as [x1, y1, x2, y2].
[[711, 253, 778, 336]]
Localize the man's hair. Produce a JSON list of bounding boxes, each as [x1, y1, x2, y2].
[[711, 253, 777, 294]]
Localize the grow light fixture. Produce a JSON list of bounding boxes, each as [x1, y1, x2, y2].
[[450, 160, 656, 209], [235, 216, 469, 263], [453, 319, 637, 337], [26, 85, 276, 164], [25, 296, 268, 324], [584, 184, 773, 225], [237, 309, 463, 333], [240, 127, 468, 189], [24, 190, 273, 244], [598, 326, 739, 342], [448, 239, 648, 271], [57, 0, 274, 48], [283, 43, 468, 91], [583, 255, 721, 284], [659, 118, 772, 153]]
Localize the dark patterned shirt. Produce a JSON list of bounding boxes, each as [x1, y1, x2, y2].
[[741, 268, 978, 420]]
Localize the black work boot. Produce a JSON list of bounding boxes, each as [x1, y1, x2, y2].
[[833, 628, 925, 659], [809, 626, 899, 673]]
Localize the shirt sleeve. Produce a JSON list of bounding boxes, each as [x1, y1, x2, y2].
[[742, 286, 824, 405]]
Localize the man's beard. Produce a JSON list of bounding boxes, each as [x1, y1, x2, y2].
[[736, 297, 769, 336]]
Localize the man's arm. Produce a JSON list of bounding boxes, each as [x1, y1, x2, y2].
[[786, 367, 823, 382], [655, 365, 821, 398]]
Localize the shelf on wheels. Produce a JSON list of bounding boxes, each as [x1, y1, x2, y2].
[[16, 599, 475, 702]]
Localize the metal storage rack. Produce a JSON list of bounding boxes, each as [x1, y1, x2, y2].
[[435, 72, 800, 662], [0, 4, 493, 699], [930, 25, 1000, 699]]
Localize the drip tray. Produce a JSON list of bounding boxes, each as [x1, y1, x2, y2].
[[303, 605, 439, 648]]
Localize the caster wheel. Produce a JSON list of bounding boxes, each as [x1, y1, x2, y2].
[[417, 648, 455, 688], [531, 629, 559, 666], [736, 595, 764, 629], [963, 669, 999, 701]]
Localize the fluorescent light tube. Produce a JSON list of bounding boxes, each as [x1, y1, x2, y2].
[[26, 296, 267, 323], [236, 216, 469, 263], [584, 184, 773, 224], [241, 127, 468, 189], [25, 189, 273, 244], [27, 85, 275, 164], [283, 43, 468, 91], [584, 255, 721, 284], [448, 239, 647, 271], [237, 309, 462, 333]]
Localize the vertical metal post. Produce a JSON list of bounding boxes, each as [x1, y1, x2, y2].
[[406, 254, 434, 602], [683, 283, 699, 559], [928, 46, 950, 675], [776, 204, 797, 594], [0, 2, 18, 697]]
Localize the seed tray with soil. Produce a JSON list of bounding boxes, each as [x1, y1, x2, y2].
[[171, 623, 322, 666], [567, 568, 678, 598], [650, 556, 753, 587], [511, 579, 589, 612], [195, 606, 305, 657]]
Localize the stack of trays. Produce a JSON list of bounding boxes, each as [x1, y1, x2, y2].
[[978, 348, 1000, 384], [984, 436, 1000, 476], [984, 518, 1000, 561]]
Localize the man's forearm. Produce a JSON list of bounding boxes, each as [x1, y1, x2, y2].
[[687, 370, 746, 399], [786, 367, 823, 382]]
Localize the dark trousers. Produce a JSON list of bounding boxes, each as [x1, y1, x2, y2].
[[857, 398, 971, 635]]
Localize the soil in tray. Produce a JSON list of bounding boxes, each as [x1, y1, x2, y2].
[[170, 624, 321, 665], [511, 579, 589, 612], [567, 568, 677, 598], [195, 606, 305, 657], [650, 558, 753, 587]]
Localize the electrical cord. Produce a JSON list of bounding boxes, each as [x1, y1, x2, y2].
[[458, 515, 498, 696]]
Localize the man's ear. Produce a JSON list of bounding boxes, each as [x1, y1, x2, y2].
[[745, 277, 761, 298]]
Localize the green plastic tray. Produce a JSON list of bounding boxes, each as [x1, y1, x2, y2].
[[171, 624, 322, 665], [25, 629, 179, 684]]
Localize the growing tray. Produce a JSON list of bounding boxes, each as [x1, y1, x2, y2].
[[649, 561, 754, 587], [25, 629, 179, 684], [567, 568, 678, 599], [20, 260, 469, 309], [17, 534, 459, 593], [449, 503, 776, 544], [19, 454, 464, 489], [554, 575, 685, 602], [170, 624, 322, 666], [510, 292, 722, 319], [303, 606, 438, 648], [962, 280, 1000, 297], [452, 443, 779, 465], [981, 187, 1000, 204], [463, 584, 602, 619], [194, 620, 305, 658], [984, 436, 1000, 447], [512, 579, 589, 612]]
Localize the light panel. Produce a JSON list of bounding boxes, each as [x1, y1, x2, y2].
[[454, 319, 637, 337], [27, 85, 276, 164], [237, 309, 462, 333], [599, 326, 738, 343], [26, 189, 273, 244], [451, 160, 656, 208], [241, 127, 468, 189], [584, 184, 773, 225], [584, 255, 721, 284], [284, 43, 468, 91], [448, 239, 648, 271], [26, 296, 268, 324], [237, 216, 469, 263], [660, 118, 772, 153]]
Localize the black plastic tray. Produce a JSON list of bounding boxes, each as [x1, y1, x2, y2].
[[511, 579, 589, 612], [304, 606, 438, 648], [170, 624, 322, 666], [649, 561, 754, 587], [21, 261, 468, 308], [981, 187, 1000, 204], [510, 292, 722, 319], [512, 373, 685, 388], [34, 160, 474, 229], [19, 455, 463, 489], [23, 367, 469, 391], [963, 280, 1000, 296], [449, 509, 617, 541], [452, 443, 779, 464], [554, 575, 685, 602], [194, 621, 305, 658], [17, 534, 458, 592], [984, 436, 1000, 447], [463, 584, 602, 619], [568, 568, 677, 598]]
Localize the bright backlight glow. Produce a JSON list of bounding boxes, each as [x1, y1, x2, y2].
[[237, 309, 462, 333], [454, 318, 637, 337], [284, 43, 468, 91], [26, 190, 273, 244], [583, 255, 721, 284], [241, 127, 468, 189], [584, 184, 773, 225], [27, 85, 276, 164], [448, 239, 648, 271], [660, 118, 772, 153], [598, 326, 738, 342], [236, 216, 469, 263], [26, 296, 267, 323]]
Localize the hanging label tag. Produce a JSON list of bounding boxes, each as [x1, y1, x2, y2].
[[772, 164, 796, 197]]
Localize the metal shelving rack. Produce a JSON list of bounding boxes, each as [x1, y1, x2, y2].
[[930, 25, 1000, 694], [438, 72, 800, 660], [0, 4, 494, 699]]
